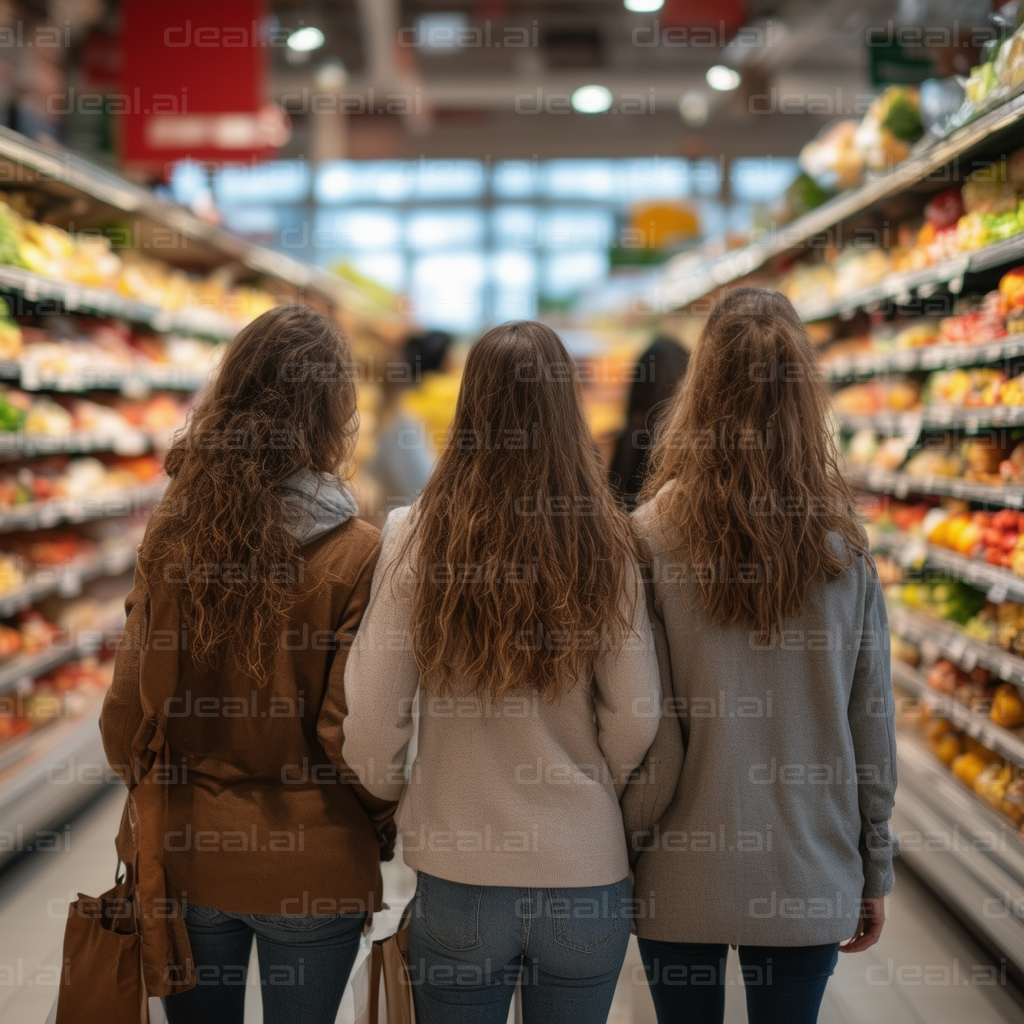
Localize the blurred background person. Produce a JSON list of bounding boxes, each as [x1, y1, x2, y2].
[[608, 336, 689, 511]]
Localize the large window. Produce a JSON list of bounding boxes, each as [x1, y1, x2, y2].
[[190, 156, 797, 332]]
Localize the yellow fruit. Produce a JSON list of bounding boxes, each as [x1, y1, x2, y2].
[[934, 732, 964, 765], [990, 683, 1024, 728], [952, 751, 989, 788]]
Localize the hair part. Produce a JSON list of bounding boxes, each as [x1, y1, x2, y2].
[[137, 304, 359, 683], [640, 287, 866, 634], [405, 320, 639, 701]]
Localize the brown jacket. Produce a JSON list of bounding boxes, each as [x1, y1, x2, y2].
[[99, 517, 394, 917]]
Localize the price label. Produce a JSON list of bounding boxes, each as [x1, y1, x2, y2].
[[988, 581, 1009, 604], [898, 540, 927, 569], [1001, 654, 1020, 681], [960, 648, 978, 672], [920, 639, 941, 664], [894, 478, 910, 499]]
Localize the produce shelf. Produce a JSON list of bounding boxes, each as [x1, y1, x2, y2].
[[872, 533, 1024, 604], [0, 358, 206, 394], [0, 703, 110, 867], [798, 234, 1024, 323], [0, 620, 121, 700], [825, 336, 1024, 382], [0, 481, 166, 534], [847, 466, 1024, 508], [0, 265, 242, 340], [892, 659, 1024, 767], [0, 544, 137, 620], [888, 603, 1024, 688], [0, 429, 152, 458], [650, 90, 1024, 311], [0, 125, 348, 308], [838, 405, 1024, 434], [893, 733, 1024, 975]]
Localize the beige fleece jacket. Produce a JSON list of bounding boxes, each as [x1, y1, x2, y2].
[[342, 504, 662, 888]]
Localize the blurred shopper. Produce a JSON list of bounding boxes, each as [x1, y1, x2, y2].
[[100, 306, 396, 1024], [343, 320, 661, 1024], [368, 328, 452, 509], [625, 288, 897, 1024], [608, 334, 689, 510]]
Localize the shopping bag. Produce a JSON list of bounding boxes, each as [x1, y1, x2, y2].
[[52, 883, 146, 1024], [355, 914, 415, 1024]]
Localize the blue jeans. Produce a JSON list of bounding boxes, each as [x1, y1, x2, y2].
[[162, 903, 365, 1024], [637, 938, 840, 1024], [408, 872, 632, 1024]]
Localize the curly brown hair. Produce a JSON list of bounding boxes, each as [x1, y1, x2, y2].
[[404, 320, 639, 702], [138, 304, 358, 683], [641, 287, 866, 635]]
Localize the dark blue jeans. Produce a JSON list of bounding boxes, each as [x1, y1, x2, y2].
[[409, 872, 633, 1024], [638, 938, 840, 1024], [162, 903, 365, 1024]]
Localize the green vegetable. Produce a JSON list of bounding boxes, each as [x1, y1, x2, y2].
[[0, 206, 21, 269], [882, 92, 923, 142], [0, 393, 24, 432]]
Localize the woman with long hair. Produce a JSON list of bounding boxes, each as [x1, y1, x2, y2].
[[343, 320, 661, 1024], [624, 287, 897, 1024], [100, 305, 395, 1024]]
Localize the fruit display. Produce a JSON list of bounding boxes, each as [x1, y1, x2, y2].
[[0, 656, 113, 749], [13, 319, 219, 383], [889, 578, 987, 625], [780, 168, 1024, 307], [0, 196, 277, 323], [0, 455, 162, 510], [832, 379, 921, 415], [798, 86, 923, 190]]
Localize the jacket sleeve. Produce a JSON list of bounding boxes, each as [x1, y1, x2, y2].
[[100, 573, 149, 786], [317, 534, 400, 860], [341, 509, 421, 805], [593, 564, 662, 800], [849, 565, 899, 899], [620, 573, 684, 866]]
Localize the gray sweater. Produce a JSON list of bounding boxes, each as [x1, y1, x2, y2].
[[624, 499, 897, 946], [342, 504, 662, 888]]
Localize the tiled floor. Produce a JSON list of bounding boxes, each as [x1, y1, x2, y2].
[[0, 787, 1021, 1024]]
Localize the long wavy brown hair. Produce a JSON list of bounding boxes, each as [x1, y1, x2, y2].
[[406, 321, 638, 701], [641, 287, 866, 634], [138, 304, 358, 682]]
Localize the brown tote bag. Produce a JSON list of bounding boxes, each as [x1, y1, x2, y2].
[[367, 913, 416, 1024], [56, 590, 195, 1022]]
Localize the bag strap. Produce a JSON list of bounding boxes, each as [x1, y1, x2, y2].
[[367, 941, 384, 1024]]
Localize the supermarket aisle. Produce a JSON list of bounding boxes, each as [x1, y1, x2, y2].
[[0, 787, 1021, 1024]]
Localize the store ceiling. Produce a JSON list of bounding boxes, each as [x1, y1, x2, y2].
[[268, 0, 891, 160]]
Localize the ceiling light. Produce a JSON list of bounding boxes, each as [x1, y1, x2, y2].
[[624, 0, 664, 11], [678, 91, 709, 126], [706, 65, 741, 91], [287, 26, 325, 52], [571, 85, 613, 114]]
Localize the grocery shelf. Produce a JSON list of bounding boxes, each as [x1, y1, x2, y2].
[[0, 358, 206, 394], [825, 335, 1024, 382], [0, 620, 121, 700], [0, 545, 137, 620], [0, 125, 348, 309], [0, 703, 110, 867], [893, 732, 1024, 975], [0, 429, 152, 458], [892, 659, 1024, 767], [651, 90, 1024, 311], [847, 465, 1024, 508], [888, 603, 1024, 688], [0, 265, 241, 340], [872, 532, 1024, 604], [838, 404, 1024, 434], [0, 481, 166, 534], [798, 235, 1024, 323]]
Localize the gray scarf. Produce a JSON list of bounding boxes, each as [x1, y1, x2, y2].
[[277, 469, 358, 545]]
